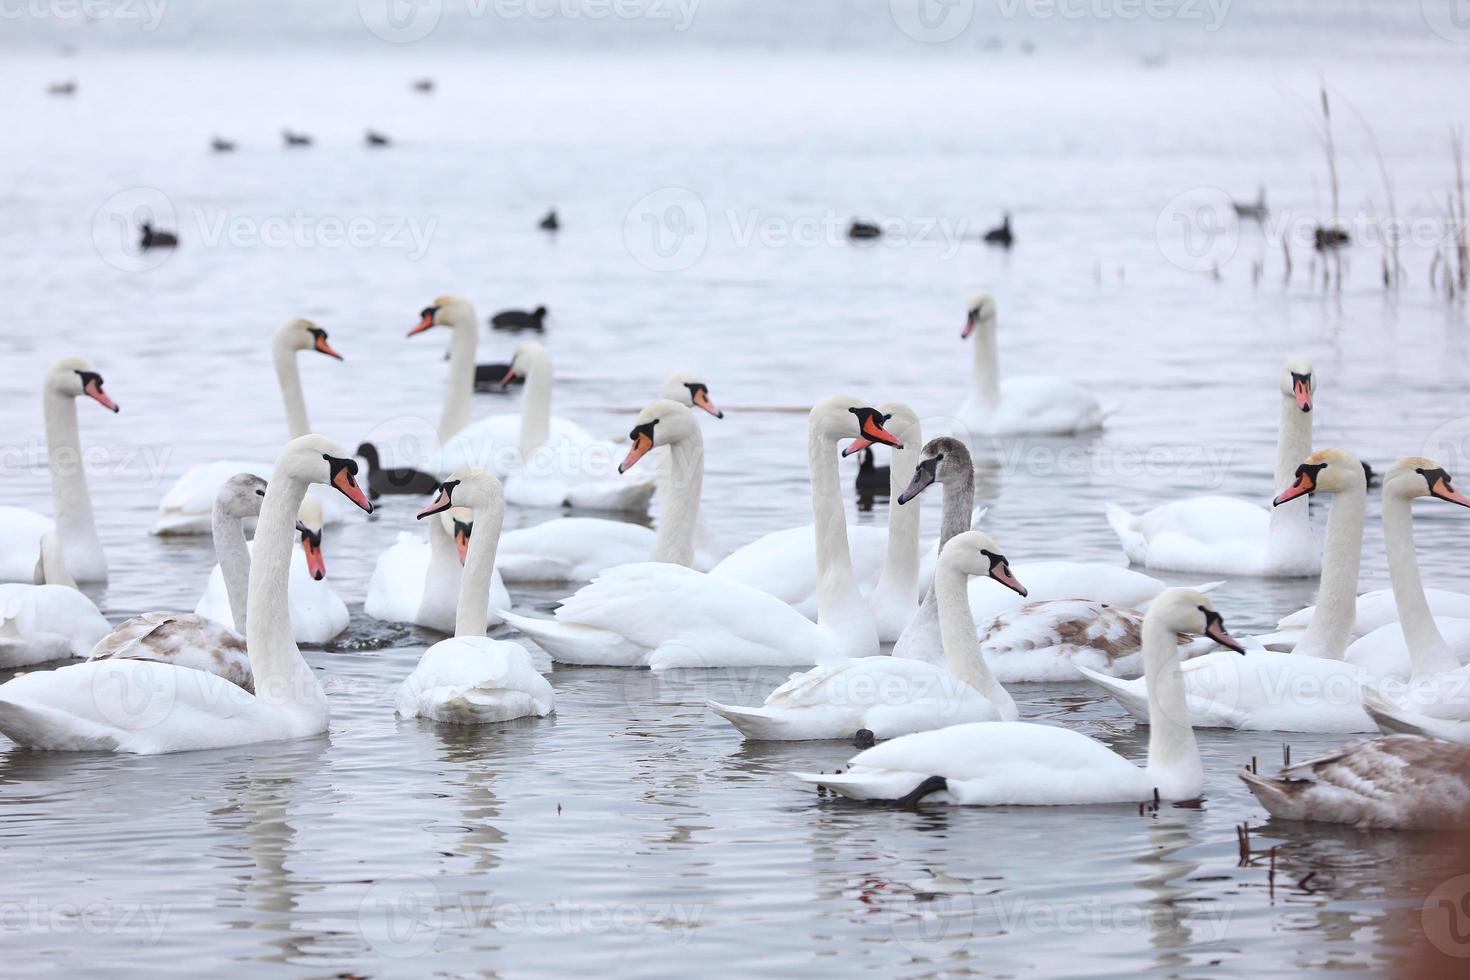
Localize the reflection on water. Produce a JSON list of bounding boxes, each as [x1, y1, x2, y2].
[[3, 21, 1470, 977]]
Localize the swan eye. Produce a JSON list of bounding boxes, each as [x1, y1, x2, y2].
[[255, 489, 265, 497]]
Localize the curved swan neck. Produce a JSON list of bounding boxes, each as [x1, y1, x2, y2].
[[810, 423, 871, 650], [517, 356, 553, 459], [43, 389, 103, 579], [1142, 619, 1201, 798], [457, 500, 504, 637], [1382, 493, 1459, 676], [938, 471, 976, 550], [246, 474, 320, 702], [212, 507, 253, 633], [35, 533, 74, 588], [653, 429, 703, 567], [416, 518, 461, 630], [273, 337, 309, 439], [970, 318, 1001, 407], [936, 564, 1016, 717], [439, 314, 479, 442], [876, 431, 921, 608], [1295, 483, 1365, 659]]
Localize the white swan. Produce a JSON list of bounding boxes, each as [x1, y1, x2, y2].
[[0, 532, 110, 667], [708, 402, 921, 642], [500, 396, 905, 669], [194, 495, 350, 645], [88, 473, 266, 691], [0, 357, 118, 583], [409, 296, 654, 511], [365, 505, 511, 632], [891, 437, 1211, 680], [495, 371, 726, 583], [1083, 449, 1381, 733], [1106, 359, 1320, 577], [707, 529, 1024, 743], [1240, 735, 1470, 830], [151, 319, 344, 535], [794, 589, 1246, 806], [957, 290, 1106, 437], [0, 435, 374, 754], [395, 469, 554, 724]]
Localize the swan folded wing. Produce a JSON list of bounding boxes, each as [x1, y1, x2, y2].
[[710, 525, 887, 616], [1241, 735, 1470, 829], [397, 638, 554, 721], [90, 612, 254, 692], [0, 508, 54, 582], [968, 561, 1165, 624], [763, 658, 959, 709]]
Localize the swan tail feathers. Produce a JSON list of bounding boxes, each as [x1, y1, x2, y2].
[[498, 610, 644, 666], [1238, 767, 1302, 817], [1104, 503, 1145, 562], [0, 697, 120, 752], [706, 700, 795, 740], [1077, 664, 1151, 722], [792, 768, 943, 802], [1359, 686, 1428, 737]]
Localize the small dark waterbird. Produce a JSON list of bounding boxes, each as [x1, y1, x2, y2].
[[848, 220, 882, 240], [282, 128, 313, 147], [984, 212, 1014, 247], [539, 210, 560, 232], [490, 307, 548, 332], [140, 222, 178, 250], [365, 130, 391, 148], [211, 136, 237, 153], [356, 443, 439, 500]]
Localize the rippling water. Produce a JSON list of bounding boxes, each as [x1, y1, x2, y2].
[[3, 3, 1470, 975]]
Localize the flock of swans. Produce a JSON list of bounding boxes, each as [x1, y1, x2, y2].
[[3, 290, 1470, 832]]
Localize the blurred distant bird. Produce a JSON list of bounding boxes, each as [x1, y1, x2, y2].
[[984, 212, 1014, 247], [140, 222, 178, 250], [356, 443, 438, 500], [282, 128, 313, 147], [47, 80, 76, 97], [474, 363, 525, 391], [211, 136, 237, 153], [490, 307, 548, 332], [1315, 226, 1350, 250], [366, 130, 391, 147], [1233, 186, 1268, 221], [855, 447, 889, 498], [539, 209, 560, 232], [848, 220, 882, 240], [412, 77, 435, 93]]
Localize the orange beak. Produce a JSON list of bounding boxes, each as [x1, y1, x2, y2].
[[692, 388, 723, 419], [297, 523, 326, 581], [1293, 376, 1312, 412], [332, 468, 374, 514], [1431, 475, 1470, 509], [407, 310, 436, 337], [314, 334, 344, 360], [963, 309, 978, 339], [1273, 471, 1315, 506], [1206, 618, 1246, 654], [454, 521, 471, 564], [989, 560, 1027, 597], [500, 364, 519, 389], [83, 377, 119, 413], [417, 484, 454, 519], [620, 431, 655, 474]]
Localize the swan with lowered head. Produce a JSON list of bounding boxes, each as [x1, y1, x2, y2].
[[1240, 735, 1470, 830], [0, 534, 110, 668], [958, 291, 1106, 437], [409, 296, 654, 511], [709, 402, 922, 642], [708, 529, 1025, 743], [892, 437, 1215, 681], [395, 469, 555, 724], [1083, 449, 1383, 733], [500, 396, 905, 669], [151, 319, 345, 535], [795, 589, 1246, 806], [0, 357, 119, 584], [193, 493, 350, 645], [365, 502, 511, 633], [494, 371, 726, 583], [89, 473, 267, 691], [1106, 358, 1319, 577], [0, 435, 374, 754]]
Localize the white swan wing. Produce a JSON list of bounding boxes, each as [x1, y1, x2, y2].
[[977, 599, 1147, 682], [1105, 496, 1275, 574], [497, 518, 655, 583], [365, 533, 430, 625], [193, 543, 348, 643], [396, 636, 554, 724], [152, 460, 273, 535], [968, 560, 1164, 624], [709, 524, 888, 618], [795, 721, 1147, 805], [89, 611, 253, 692], [1279, 588, 1470, 636], [0, 584, 109, 667], [0, 508, 55, 583], [1345, 618, 1470, 679]]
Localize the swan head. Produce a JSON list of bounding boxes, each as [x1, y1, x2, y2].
[[278, 317, 343, 361], [275, 434, 373, 514], [295, 495, 327, 580], [408, 294, 476, 337], [810, 395, 905, 455], [1382, 456, 1470, 509], [617, 399, 700, 474], [938, 530, 1027, 597], [844, 401, 918, 459], [46, 356, 119, 413], [1280, 358, 1314, 413], [660, 371, 723, 419], [1272, 448, 1363, 505], [215, 473, 268, 520], [899, 436, 973, 504], [963, 290, 997, 339], [417, 467, 505, 521], [499, 341, 551, 387], [1145, 589, 1246, 654]]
